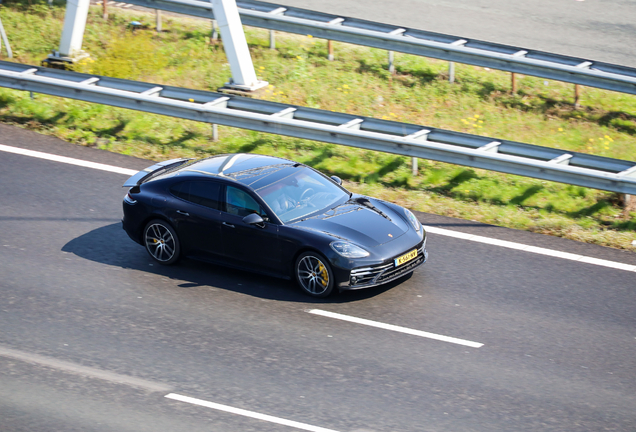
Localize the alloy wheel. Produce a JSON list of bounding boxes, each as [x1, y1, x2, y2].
[[297, 254, 331, 296], [145, 222, 177, 263]]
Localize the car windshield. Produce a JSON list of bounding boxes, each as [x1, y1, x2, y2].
[[255, 167, 349, 223]]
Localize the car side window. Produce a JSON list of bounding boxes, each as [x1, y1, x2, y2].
[[225, 186, 267, 218], [170, 181, 221, 210]]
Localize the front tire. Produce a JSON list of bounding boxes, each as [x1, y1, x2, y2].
[[295, 252, 334, 297], [143, 219, 180, 265]]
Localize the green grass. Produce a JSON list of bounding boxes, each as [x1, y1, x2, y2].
[[0, 2, 635, 250]]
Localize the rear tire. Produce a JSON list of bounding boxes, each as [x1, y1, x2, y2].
[[295, 252, 334, 297], [143, 219, 180, 265]]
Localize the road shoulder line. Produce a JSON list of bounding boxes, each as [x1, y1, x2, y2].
[[0, 143, 138, 176], [424, 226, 636, 273]]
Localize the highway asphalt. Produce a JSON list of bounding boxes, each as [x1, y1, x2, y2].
[[1, 123, 635, 431], [276, 0, 636, 68]]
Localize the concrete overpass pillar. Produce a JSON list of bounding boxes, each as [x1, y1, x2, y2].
[[212, 0, 267, 91]]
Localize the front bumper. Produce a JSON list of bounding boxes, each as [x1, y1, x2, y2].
[[338, 245, 427, 290]]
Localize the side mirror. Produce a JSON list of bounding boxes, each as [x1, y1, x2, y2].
[[243, 213, 265, 227], [330, 175, 342, 185]]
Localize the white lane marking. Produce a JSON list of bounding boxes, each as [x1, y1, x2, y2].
[[2, 143, 634, 272], [423, 226, 636, 273], [307, 309, 483, 348], [165, 393, 342, 432], [0, 144, 138, 176], [0, 345, 171, 392]]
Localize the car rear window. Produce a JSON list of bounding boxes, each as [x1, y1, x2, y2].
[[170, 181, 221, 210]]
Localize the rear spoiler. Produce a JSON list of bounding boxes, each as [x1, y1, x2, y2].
[[122, 158, 193, 187]]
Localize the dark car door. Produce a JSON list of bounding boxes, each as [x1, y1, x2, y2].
[[167, 180, 224, 260], [219, 185, 283, 275]]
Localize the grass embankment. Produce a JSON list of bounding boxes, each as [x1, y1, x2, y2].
[[0, 2, 635, 249]]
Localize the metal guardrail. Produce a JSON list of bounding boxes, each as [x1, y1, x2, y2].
[[118, 0, 636, 95], [1, 60, 635, 194]]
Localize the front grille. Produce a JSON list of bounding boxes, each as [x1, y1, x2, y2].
[[349, 245, 425, 288]]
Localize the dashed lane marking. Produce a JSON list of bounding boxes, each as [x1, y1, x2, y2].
[[307, 309, 484, 348], [165, 393, 342, 432], [2, 143, 634, 273]]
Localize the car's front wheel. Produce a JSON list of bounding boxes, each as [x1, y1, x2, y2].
[[295, 252, 334, 297], [143, 219, 180, 265]]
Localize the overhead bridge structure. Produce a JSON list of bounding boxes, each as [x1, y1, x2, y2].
[[120, 0, 636, 95], [1, 60, 635, 194]]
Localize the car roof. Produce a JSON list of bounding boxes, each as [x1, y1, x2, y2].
[[174, 153, 303, 188]]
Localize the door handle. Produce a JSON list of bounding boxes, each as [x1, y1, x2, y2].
[[176, 210, 189, 216], [223, 222, 235, 228]]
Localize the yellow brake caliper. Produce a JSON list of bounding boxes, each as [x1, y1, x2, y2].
[[318, 263, 328, 287]]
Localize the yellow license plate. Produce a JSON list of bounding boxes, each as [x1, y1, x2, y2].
[[395, 249, 417, 267]]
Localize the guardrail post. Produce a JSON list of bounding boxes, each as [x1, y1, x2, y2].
[[448, 61, 455, 83], [212, 124, 219, 141], [511, 72, 517, 94], [388, 50, 395, 74], [212, 0, 267, 91], [269, 30, 275, 49], [574, 84, 581, 108], [328, 40, 334, 61], [210, 19, 219, 43], [411, 157, 418, 176], [623, 194, 636, 218], [102, 0, 108, 20], [0, 17, 12, 59], [155, 9, 162, 32]]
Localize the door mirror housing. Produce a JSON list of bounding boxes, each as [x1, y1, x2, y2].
[[243, 213, 265, 227], [330, 175, 342, 185]]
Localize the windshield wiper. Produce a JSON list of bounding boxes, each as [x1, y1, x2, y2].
[[354, 197, 391, 221]]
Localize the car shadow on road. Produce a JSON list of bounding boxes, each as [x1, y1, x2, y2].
[[62, 223, 408, 303]]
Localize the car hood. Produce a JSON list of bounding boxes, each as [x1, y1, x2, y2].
[[291, 197, 410, 248]]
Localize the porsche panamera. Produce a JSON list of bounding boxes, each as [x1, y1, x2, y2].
[[122, 154, 427, 297]]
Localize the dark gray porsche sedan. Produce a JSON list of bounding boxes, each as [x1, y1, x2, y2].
[[122, 153, 427, 297]]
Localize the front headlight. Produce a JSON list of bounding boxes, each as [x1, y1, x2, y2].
[[330, 241, 370, 258], [404, 208, 421, 232]]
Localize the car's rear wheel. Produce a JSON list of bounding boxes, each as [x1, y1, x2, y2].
[[144, 219, 180, 265], [295, 252, 334, 297]]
